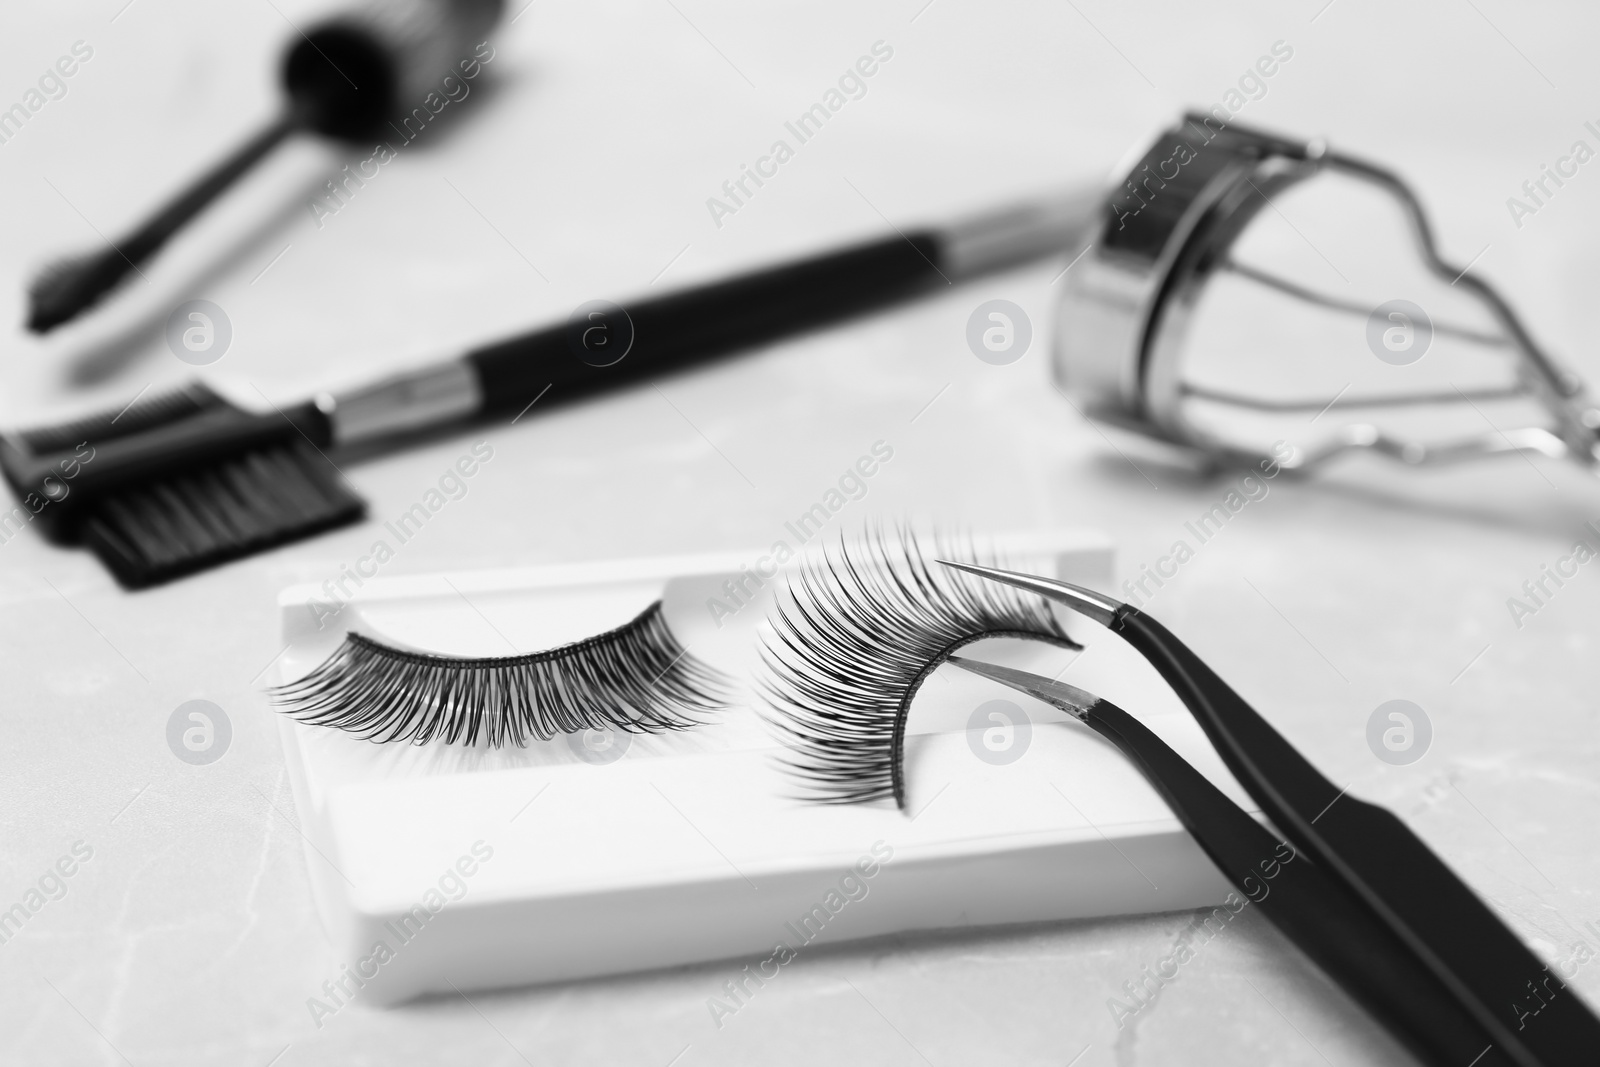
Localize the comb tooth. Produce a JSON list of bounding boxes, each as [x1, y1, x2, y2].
[[79, 442, 365, 588], [11, 383, 221, 456]]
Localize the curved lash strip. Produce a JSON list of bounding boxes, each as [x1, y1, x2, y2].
[[269, 600, 725, 746], [757, 527, 1079, 809]]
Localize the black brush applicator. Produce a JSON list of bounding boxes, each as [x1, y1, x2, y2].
[[26, 0, 504, 333], [1, 188, 1096, 588]]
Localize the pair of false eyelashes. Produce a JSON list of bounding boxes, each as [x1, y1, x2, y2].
[[270, 530, 1078, 808]]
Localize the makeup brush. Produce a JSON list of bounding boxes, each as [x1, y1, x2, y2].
[[26, 0, 504, 334], [0, 189, 1096, 588]]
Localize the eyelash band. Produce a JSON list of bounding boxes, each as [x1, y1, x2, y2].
[[757, 528, 1079, 809], [269, 600, 724, 746]]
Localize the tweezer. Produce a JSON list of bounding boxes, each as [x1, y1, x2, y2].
[[941, 561, 1600, 1067], [946, 655, 1508, 1066]]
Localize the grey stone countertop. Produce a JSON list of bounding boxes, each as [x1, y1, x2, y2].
[[2, 1, 1598, 1064]]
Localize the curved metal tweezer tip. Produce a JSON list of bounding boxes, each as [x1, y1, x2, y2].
[[945, 655, 1097, 720], [936, 559, 1121, 627]]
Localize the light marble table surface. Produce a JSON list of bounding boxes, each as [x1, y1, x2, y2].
[[3, 1, 1600, 1064]]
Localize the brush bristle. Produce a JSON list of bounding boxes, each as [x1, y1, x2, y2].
[[27, 247, 133, 334], [81, 441, 365, 588]]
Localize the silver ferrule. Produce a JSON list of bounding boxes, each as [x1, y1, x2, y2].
[[316, 358, 482, 447], [940, 186, 1102, 281]]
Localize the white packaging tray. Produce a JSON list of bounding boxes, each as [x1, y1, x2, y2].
[[268, 530, 1253, 1004]]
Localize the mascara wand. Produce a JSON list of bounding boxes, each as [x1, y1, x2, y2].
[[26, 0, 504, 334]]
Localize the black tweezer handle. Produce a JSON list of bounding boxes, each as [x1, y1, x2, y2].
[[1083, 697, 1512, 1067], [466, 233, 946, 415], [1113, 607, 1598, 1066]]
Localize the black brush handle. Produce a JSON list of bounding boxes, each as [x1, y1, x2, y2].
[[465, 233, 946, 414], [1112, 606, 1597, 1065], [27, 114, 296, 333], [1082, 697, 1514, 1067]]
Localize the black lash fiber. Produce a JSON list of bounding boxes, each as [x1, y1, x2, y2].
[[269, 600, 724, 746], [758, 527, 1079, 809]]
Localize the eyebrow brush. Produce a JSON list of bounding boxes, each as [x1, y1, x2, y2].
[[1, 189, 1096, 588], [26, 0, 504, 333]]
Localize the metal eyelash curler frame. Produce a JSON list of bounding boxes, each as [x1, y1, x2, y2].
[[1055, 112, 1600, 475]]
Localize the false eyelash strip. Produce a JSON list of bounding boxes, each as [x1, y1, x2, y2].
[[269, 600, 724, 746], [757, 528, 1079, 808]]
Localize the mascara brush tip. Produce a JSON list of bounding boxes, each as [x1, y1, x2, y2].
[[26, 251, 124, 333]]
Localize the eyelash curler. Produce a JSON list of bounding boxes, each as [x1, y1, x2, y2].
[[1055, 112, 1600, 477]]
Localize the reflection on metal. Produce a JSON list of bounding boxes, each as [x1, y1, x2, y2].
[[1179, 382, 1526, 414], [1217, 258, 1510, 349], [1053, 112, 1600, 477]]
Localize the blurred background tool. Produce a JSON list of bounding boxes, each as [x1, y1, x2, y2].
[[24, 0, 504, 334], [12, 113, 1586, 590], [1057, 114, 1599, 479], [1, 185, 1096, 588]]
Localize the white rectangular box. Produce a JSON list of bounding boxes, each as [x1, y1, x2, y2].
[[269, 531, 1252, 1004]]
